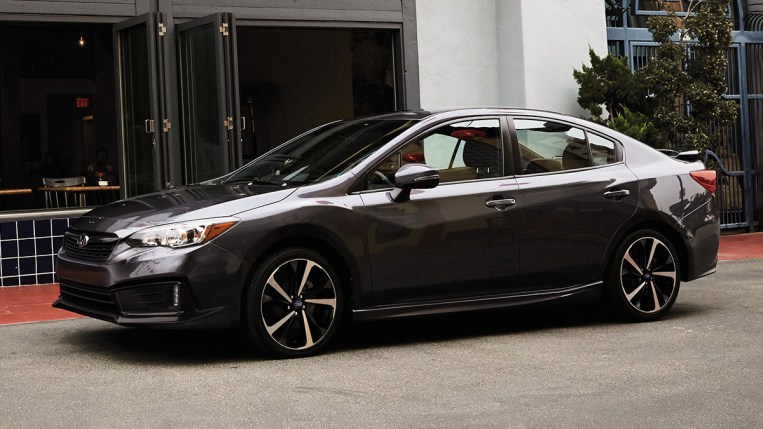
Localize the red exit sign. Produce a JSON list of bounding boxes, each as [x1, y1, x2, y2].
[[76, 97, 89, 108]]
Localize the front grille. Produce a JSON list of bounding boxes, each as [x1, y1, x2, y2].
[[64, 231, 118, 262], [59, 281, 117, 313], [134, 284, 173, 306]]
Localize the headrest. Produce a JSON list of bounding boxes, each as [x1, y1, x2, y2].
[[463, 141, 500, 172], [562, 140, 590, 170], [524, 159, 562, 174]]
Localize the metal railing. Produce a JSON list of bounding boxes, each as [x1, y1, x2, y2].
[[705, 149, 757, 230]]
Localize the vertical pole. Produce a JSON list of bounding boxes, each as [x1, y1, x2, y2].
[[401, 0, 421, 110], [738, 41, 755, 231]]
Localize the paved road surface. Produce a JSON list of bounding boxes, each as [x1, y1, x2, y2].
[[1, 259, 761, 427]]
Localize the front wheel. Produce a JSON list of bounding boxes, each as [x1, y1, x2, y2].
[[606, 230, 681, 322], [243, 248, 343, 358]]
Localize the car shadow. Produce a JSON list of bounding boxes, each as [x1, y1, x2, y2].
[[336, 302, 613, 352], [62, 326, 258, 365], [60, 301, 705, 363]]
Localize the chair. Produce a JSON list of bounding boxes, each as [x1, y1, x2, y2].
[[42, 176, 86, 208]]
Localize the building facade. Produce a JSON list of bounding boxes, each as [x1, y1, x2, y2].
[[0, 0, 759, 287]]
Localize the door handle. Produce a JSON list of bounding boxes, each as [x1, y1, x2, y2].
[[144, 119, 155, 134], [485, 198, 516, 211], [603, 189, 630, 199]]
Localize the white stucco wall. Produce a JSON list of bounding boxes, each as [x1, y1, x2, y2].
[[416, 0, 499, 108], [417, 0, 608, 115]]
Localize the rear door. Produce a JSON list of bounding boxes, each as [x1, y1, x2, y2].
[[510, 116, 639, 289]]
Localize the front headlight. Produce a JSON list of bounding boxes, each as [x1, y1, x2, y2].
[[126, 217, 239, 248]]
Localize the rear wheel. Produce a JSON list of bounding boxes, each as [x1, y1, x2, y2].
[[607, 230, 681, 321], [243, 248, 343, 358]]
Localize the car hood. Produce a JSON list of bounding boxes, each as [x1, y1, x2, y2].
[[71, 183, 297, 238]]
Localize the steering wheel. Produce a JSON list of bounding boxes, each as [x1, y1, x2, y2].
[[371, 171, 394, 187]]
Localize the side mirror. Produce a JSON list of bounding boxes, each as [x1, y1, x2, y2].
[[388, 164, 439, 203]]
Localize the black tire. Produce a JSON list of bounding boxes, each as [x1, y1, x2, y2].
[[243, 247, 344, 358], [606, 229, 681, 322]]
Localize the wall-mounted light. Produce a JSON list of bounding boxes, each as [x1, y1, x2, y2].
[[78, 36, 86, 47]]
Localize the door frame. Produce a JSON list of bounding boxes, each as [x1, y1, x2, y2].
[[114, 9, 419, 193], [113, 13, 166, 197], [176, 13, 241, 183]]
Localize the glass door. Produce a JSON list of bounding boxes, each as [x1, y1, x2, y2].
[[113, 13, 166, 197], [177, 13, 242, 184]]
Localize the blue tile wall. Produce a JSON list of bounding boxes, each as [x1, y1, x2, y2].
[[0, 217, 73, 286]]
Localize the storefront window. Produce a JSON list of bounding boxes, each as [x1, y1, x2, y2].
[[0, 24, 118, 212], [237, 28, 397, 162]]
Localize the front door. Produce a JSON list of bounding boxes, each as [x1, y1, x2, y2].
[[358, 118, 520, 304]]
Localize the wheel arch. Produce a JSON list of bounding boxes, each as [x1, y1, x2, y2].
[[239, 224, 363, 325], [603, 218, 691, 283]]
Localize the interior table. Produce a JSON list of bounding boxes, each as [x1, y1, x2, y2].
[[0, 188, 33, 196], [39, 185, 120, 208]]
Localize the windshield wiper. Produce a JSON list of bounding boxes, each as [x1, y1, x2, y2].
[[225, 177, 286, 186], [260, 154, 299, 164]]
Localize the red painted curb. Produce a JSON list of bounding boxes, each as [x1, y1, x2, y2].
[[0, 284, 83, 325], [718, 232, 763, 262]]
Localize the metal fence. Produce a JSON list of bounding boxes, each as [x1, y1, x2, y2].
[[604, 1, 763, 231], [606, 41, 759, 230]]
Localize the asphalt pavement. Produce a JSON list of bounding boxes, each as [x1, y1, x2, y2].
[[0, 258, 761, 427]]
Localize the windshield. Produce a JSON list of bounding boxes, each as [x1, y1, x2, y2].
[[225, 118, 416, 186]]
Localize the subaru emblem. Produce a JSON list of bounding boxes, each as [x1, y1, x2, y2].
[[76, 234, 89, 248]]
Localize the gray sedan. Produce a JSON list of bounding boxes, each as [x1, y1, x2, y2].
[[54, 108, 720, 358]]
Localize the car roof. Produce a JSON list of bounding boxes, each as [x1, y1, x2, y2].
[[364, 107, 581, 121]]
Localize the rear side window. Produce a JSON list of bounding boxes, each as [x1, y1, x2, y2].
[[514, 119, 622, 174], [588, 133, 619, 166], [515, 119, 590, 174]]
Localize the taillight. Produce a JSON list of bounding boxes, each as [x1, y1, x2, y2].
[[690, 170, 717, 193]]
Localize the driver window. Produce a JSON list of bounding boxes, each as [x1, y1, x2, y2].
[[366, 118, 502, 189]]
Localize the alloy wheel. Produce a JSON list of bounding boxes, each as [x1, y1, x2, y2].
[[260, 258, 338, 351], [619, 236, 678, 314]]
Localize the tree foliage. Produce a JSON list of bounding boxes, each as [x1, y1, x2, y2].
[[573, 49, 644, 118], [642, 0, 737, 151], [573, 0, 737, 152], [573, 48, 662, 146], [610, 106, 665, 147]]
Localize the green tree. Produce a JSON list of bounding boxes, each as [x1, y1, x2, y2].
[[573, 49, 663, 146], [610, 106, 665, 147], [573, 48, 644, 119], [641, 0, 737, 151]]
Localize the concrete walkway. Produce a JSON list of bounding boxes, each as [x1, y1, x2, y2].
[[1, 232, 762, 325]]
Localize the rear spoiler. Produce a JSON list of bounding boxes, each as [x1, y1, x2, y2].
[[656, 149, 702, 162]]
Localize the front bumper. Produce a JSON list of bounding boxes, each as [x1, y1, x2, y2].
[[53, 280, 225, 327], [54, 241, 246, 328]]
